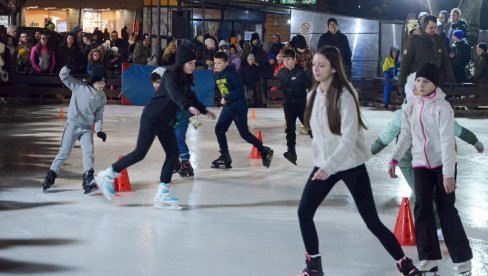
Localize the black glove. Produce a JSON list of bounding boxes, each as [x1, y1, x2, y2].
[[97, 132, 106, 142]]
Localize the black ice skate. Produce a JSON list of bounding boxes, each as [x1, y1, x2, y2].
[[283, 150, 297, 165], [299, 254, 323, 276], [42, 169, 57, 192], [261, 146, 274, 168], [179, 160, 194, 177], [82, 169, 98, 194], [211, 151, 232, 169], [173, 160, 181, 174], [397, 257, 421, 276]]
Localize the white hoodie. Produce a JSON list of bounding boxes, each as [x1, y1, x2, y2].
[[310, 86, 371, 176], [391, 87, 456, 177]]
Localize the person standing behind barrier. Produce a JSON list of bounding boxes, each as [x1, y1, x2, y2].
[[42, 63, 107, 194], [297, 46, 420, 276], [389, 63, 473, 275], [449, 30, 470, 83], [30, 34, 56, 74], [87, 49, 105, 77], [447, 8, 468, 45], [95, 45, 212, 207], [437, 10, 451, 50], [277, 48, 312, 165], [467, 42, 488, 83], [132, 33, 152, 65], [57, 33, 82, 73], [211, 51, 274, 169], [317, 18, 352, 78], [398, 15, 455, 96], [382, 46, 400, 109]]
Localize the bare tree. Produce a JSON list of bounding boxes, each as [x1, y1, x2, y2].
[[6, 0, 27, 26], [460, 0, 483, 44]]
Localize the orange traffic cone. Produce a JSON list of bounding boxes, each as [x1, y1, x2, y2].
[[57, 107, 65, 119], [250, 130, 263, 159], [250, 109, 256, 121], [394, 197, 416, 246], [114, 155, 132, 192]]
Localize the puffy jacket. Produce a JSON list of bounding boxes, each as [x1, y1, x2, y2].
[[391, 87, 456, 177], [277, 65, 312, 105], [309, 86, 371, 176]]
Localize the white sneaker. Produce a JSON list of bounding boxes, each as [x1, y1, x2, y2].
[[454, 260, 472, 274], [418, 260, 438, 272], [437, 228, 444, 241], [95, 167, 118, 201]]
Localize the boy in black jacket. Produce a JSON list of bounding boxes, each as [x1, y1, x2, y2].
[[212, 51, 273, 169], [277, 49, 313, 165]]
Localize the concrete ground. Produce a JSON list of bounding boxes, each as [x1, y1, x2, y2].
[[0, 105, 487, 275]]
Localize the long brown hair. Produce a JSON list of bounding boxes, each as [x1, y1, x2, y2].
[[304, 46, 367, 135]]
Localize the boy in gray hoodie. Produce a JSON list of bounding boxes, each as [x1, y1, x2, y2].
[[42, 63, 107, 194]]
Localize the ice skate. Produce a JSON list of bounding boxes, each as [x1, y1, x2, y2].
[[154, 195, 183, 210], [298, 254, 323, 276], [42, 169, 57, 192], [261, 146, 274, 168], [95, 167, 118, 201], [283, 150, 297, 165], [178, 160, 194, 177], [211, 150, 232, 169], [173, 160, 181, 174], [82, 169, 98, 194], [418, 260, 438, 275], [454, 260, 472, 275], [397, 257, 421, 276]]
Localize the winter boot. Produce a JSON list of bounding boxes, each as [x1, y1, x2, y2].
[[82, 169, 98, 194], [179, 160, 194, 177], [42, 169, 57, 192], [283, 148, 297, 165], [261, 146, 274, 168], [173, 160, 181, 174], [397, 257, 421, 275], [299, 254, 323, 276], [211, 150, 232, 169]]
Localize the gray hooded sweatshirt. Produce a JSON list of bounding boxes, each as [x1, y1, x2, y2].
[[59, 66, 107, 132]]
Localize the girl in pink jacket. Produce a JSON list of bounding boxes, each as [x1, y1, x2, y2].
[[30, 33, 56, 74], [389, 63, 472, 275]]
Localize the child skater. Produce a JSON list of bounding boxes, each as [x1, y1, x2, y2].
[[297, 46, 420, 276], [212, 51, 273, 169], [277, 48, 313, 165], [389, 63, 473, 275], [95, 45, 215, 209], [42, 63, 107, 194]]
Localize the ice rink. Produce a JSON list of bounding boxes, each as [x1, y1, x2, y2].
[[1, 105, 487, 275]]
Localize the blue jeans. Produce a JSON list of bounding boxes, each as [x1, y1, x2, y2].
[[383, 79, 393, 105], [174, 111, 190, 161]]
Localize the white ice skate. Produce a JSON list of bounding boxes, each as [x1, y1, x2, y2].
[[153, 182, 182, 210], [454, 260, 472, 275], [418, 260, 439, 275], [154, 195, 183, 210], [95, 167, 118, 201]]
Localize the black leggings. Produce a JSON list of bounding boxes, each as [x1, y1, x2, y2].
[[112, 116, 179, 183], [298, 165, 404, 260]]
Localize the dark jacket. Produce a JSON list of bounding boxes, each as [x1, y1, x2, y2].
[[451, 39, 471, 68], [250, 42, 264, 65], [111, 38, 129, 61], [142, 70, 208, 125], [215, 66, 247, 110], [399, 30, 454, 86], [447, 20, 468, 44], [241, 64, 261, 89], [468, 52, 488, 82], [317, 31, 352, 70], [270, 42, 284, 56], [57, 45, 82, 72], [277, 65, 313, 105]]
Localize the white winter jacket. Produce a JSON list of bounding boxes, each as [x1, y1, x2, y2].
[[391, 87, 456, 177], [310, 86, 371, 176]]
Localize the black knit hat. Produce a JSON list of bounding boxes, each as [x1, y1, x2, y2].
[[293, 35, 307, 50], [478, 42, 487, 52], [327, 18, 338, 27], [89, 66, 107, 85], [416, 63, 441, 87], [251, 32, 260, 42], [175, 44, 196, 65]]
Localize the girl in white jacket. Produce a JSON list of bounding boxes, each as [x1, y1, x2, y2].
[[297, 46, 419, 276], [389, 63, 472, 275]]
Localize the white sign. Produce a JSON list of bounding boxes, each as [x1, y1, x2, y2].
[[244, 31, 254, 41]]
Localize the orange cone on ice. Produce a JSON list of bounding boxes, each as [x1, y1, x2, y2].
[[394, 197, 416, 246], [57, 108, 65, 119], [250, 109, 256, 121], [250, 130, 263, 159], [114, 155, 132, 192]]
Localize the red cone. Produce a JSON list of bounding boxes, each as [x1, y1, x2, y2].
[[250, 130, 263, 159], [394, 197, 416, 246], [114, 155, 132, 192]]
